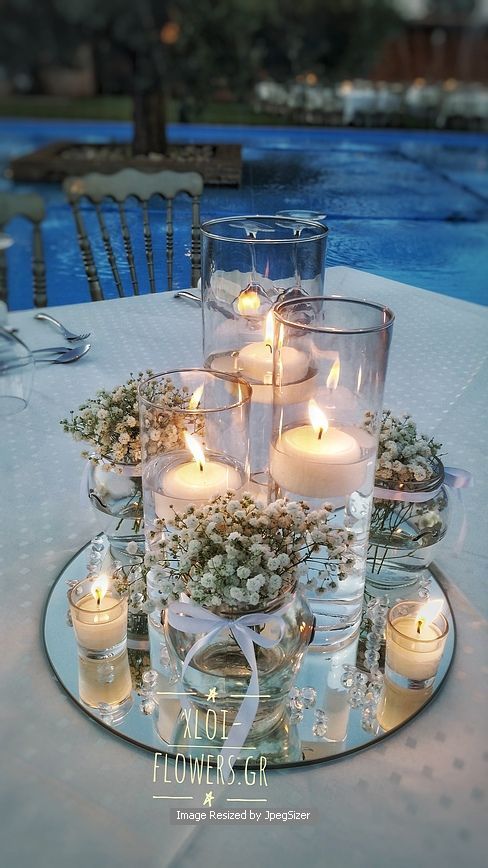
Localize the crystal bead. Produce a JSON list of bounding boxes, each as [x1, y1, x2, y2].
[[301, 687, 317, 709], [288, 706, 303, 724], [348, 687, 365, 708], [142, 669, 158, 688], [140, 697, 157, 716], [354, 672, 369, 687], [314, 708, 328, 723], [341, 672, 355, 689], [312, 721, 328, 738]]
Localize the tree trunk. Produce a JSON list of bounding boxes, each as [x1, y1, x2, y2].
[[132, 90, 167, 155]]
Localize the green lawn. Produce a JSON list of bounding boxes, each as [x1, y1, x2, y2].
[[0, 95, 282, 126]]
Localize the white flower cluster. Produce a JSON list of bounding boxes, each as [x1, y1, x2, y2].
[[61, 372, 200, 467], [147, 492, 355, 610], [366, 411, 442, 486]]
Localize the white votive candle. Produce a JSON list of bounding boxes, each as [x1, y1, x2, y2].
[[386, 600, 449, 688], [69, 577, 128, 654]]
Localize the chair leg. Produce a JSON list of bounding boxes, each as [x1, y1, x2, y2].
[[71, 202, 104, 302], [33, 224, 47, 308], [191, 197, 201, 290], [0, 248, 7, 306]]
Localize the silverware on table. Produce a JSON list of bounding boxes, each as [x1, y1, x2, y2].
[[33, 343, 91, 364], [32, 346, 76, 355], [174, 291, 202, 305], [34, 312, 91, 342]]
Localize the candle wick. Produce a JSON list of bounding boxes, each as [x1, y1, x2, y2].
[[199, 462, 204, 472], [416, 619, 422, 635], [266, 343, 272, 354], [318, 427, 323, 441]]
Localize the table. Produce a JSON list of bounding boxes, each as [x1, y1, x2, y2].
[[1, 267, 487, 868]]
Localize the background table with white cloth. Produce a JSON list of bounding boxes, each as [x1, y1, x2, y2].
[[1, 267, 487, 868]]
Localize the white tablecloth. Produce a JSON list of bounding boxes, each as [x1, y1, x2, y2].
[[1, 267, 487, 868]]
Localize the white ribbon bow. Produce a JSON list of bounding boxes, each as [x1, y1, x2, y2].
[[167, 598, 293, 781]]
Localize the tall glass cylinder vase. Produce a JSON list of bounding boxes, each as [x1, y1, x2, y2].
[[201, 216, 328, 485], [139, 369, 251, 547], [269, 297, 394, 650]]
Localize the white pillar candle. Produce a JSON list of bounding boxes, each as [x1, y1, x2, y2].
[[69, 577, 128, 653], [270, 400, 366, 498]]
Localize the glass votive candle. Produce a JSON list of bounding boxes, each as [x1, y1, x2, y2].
[[139, 369, 251, 540], [68, 575, 128, 659], [385, 600, 449, 690]]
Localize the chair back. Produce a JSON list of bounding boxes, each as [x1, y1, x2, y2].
[[0, 193, 47, 308], [63, 168, 204, 302]]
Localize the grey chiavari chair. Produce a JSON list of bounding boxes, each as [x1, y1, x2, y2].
[[0, 192, 47, 308], [63, 168, 204, 302]]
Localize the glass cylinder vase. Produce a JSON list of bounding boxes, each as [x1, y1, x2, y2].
[[269, 296, 394, 650], [201, 216, 328, 484], [138, 369, 251, 545]]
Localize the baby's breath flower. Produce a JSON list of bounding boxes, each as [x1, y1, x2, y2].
[[365, 410, 442, 487], [150, 492, 354, 610], [60, 371, 203, 467]]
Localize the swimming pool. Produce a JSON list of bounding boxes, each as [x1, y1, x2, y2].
[[1, 119, 487, 308]]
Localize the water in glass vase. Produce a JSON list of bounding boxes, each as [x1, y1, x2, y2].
[[269, 443, 376, 651]]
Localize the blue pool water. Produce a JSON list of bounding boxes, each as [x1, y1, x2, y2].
[[1, 119, 487, 308]]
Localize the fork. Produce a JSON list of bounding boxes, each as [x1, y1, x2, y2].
[[34, 313, 91, 342]]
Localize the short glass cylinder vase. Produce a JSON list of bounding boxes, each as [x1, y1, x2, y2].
[[86, 456, 144, 556], [366, 460, 449, 591], [201, 216, 328, 482], [164, 585, 314, 742], [269, 297, 394, 650], [138, 369, 251, 544]]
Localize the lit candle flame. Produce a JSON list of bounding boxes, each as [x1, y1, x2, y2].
[[237, 287, 261, 315], [326, 358, 340, 390], [308, 399, 328, 441], [184, 431, 205, 472], [264, 311, 274, 353], [188, 384, 204, 410], [416, 599, 444, 635], [91, 574, 108, 607]]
